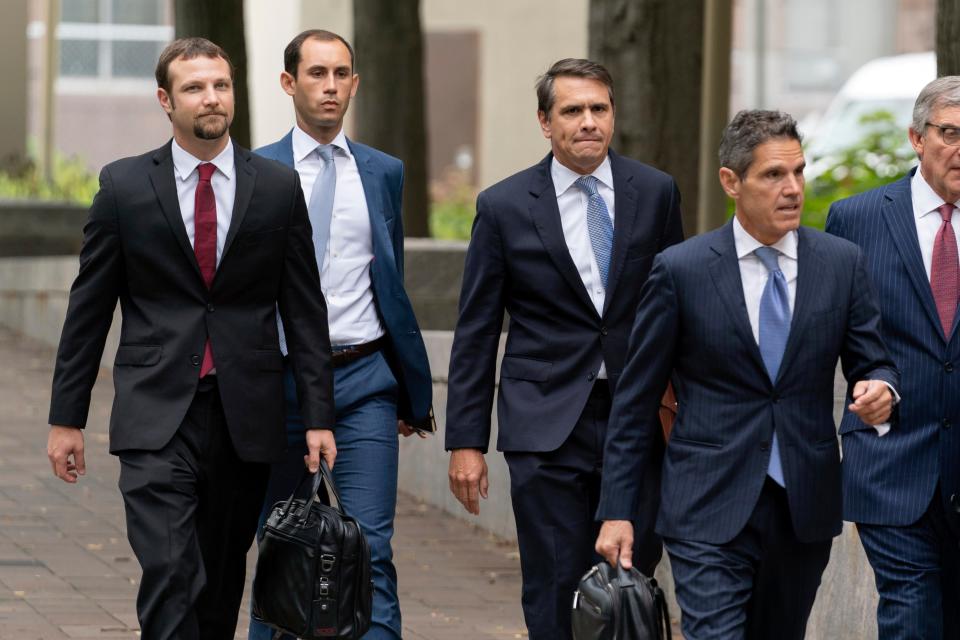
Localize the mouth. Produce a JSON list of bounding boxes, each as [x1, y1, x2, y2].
[[777, 203, 801, 214]]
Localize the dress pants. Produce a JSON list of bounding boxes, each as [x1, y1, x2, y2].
[[504, 383, 663, 640], [249, 350, 401, 640], [664, 478, 832, 640], [858, 485, 960, 640], [118, 377, 269, 640]]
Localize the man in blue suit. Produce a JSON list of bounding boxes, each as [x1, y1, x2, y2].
[[445, 58, 684, 639], [596, 110, 898, 639], [826, 76, 960, 639], [249, 30, 433, 640]]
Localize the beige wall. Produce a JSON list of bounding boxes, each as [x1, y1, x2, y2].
[[0, 0, 28, 165]]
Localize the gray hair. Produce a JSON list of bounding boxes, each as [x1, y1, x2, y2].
[[911, 76, 960, 135], [718, 109, 802, 177], [535, 58, 614, 118]]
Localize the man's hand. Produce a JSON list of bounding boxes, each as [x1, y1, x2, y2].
[[596, 520, 634, 569], [398, 420, 427, 439], [47, 425, 86, 483], [448, 448, 488, 515], [305, 429, 336, 473], [849, 380, 893, 425]]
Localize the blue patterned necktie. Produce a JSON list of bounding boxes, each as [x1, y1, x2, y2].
[[279, 144, 338, 354], [574, 175, 614, 288], [755, 246, 790, 487]]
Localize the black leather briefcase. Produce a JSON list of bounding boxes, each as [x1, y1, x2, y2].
[[571, 561, 672, 640], [252, 461, 373, 639]]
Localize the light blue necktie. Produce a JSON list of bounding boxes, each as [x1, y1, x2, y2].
[[755, 246, 790, 487], [574, 175, 614, 288], [279, 144, 338, 354]]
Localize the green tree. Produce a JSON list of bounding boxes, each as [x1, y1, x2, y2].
[[938, 0, 960, 76]]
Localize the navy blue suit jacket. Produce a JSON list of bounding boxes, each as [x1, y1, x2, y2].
[[597, 222, 899, 544], [827, 170, 960, 527], [445, 151, 684, 454], [256, 131, 432, 426]]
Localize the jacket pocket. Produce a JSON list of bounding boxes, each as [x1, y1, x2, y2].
[[255, 349, 284, 372], [670, 434, 722, 449], [500, 356, 552, 382], [114, 345, 162, 366]]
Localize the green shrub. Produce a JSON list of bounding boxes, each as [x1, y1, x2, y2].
[[429, 170, 476, 240], [0, 154, 99, 205]]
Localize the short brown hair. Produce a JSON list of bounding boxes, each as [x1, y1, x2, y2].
[[284, 30, 355, 76], [535, 58, 615, 117], [155, 37, 234, 94], [719, 110, 802, 177]]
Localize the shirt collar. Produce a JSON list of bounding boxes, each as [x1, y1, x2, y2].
[[292, 124, 352, 162], [551, 155, 613, 197], [171, 137, 234, 182], [733, 215, 798, 261], [912, 168, 960, 219]]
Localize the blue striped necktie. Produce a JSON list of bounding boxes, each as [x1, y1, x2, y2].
[[755, 246, 789, 487], [574, 175, 614, 288]]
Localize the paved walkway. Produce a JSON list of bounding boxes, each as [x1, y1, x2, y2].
[[0, 327, 527, 639]]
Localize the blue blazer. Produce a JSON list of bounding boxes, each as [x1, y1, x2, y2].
[[827, 170, 960, 526], [256, 131, 433, 426], [597, 222, 899, 544]]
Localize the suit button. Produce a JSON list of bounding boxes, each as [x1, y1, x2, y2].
[[951, 493, 960, 513], [772, 395, 780, 403], [587, 372, 596, 382], [207, 303, 215, 313], [946, 362, 954, 373], [600, 326, 608, 336], [191, 354, 201, 366], [760, 442, 770, 451], [942, 419, 952, 430]]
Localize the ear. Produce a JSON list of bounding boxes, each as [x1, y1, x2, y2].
[[908, 126, 924, 160], [157, 87, 173, 115], [538, 110, 552, 140], [280, 71, 296, 97], [718, 167, 741, 199], [349, 73, 359, 99]]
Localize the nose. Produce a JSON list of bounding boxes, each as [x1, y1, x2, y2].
[[322, 74, 337, 93], [202, 85, 220, 106], [581, 110, 597, 131], [783, 173, 803, 195]]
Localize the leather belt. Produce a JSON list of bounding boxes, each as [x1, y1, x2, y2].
[[331, 337, 385, 368]]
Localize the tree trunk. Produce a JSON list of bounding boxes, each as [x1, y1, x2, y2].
[[938, 0, 960, 76], [174, 0, 251, 149], [353, 0, 430, 237], [589, 0, 704, 235]]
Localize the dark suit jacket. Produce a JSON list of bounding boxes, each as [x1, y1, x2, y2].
[[827, 169, 960, 527], [445, 150, 684, 453], [597, 222, 899, 544], [256, 132, 433, 426], [49, 140, 334, 463]]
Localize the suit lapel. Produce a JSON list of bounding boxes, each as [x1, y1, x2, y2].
[[708, 222, 768, 379], [528, 155, 597, 315], [350, 140, 397, 269], [776, 227, 821, 380], [218, 142, 256, 272], [276, 130, 295, 168], [881, 176, 945, 339], [149, 141, 203, 282], [602, 151, 637, 315]]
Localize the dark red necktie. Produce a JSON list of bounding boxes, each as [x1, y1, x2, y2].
[[931, 202, 958, 337], [194, 162, 217, 377]]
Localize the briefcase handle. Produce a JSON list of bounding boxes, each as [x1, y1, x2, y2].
[[281, 459, 346, 523]]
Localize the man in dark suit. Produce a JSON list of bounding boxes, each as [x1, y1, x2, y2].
[[46, 38, 334, 640], [445, 58, 684, 639], [250, 30, 433, 640], [826, 76, 960, 639], [596, 110, 898, 640]]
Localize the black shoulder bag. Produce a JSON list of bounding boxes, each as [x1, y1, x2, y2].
[[252, 461, 373, 639], [571, 561, 672, 640]]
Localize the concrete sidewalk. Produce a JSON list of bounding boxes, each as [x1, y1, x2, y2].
[[0, 327, 527, 639]]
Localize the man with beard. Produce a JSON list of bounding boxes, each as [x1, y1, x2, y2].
[[249, 30, 433, 640], [46, 37, 334, 640]]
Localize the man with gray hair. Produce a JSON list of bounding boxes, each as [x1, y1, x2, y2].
[[827, 77, 960, 638], [596, 109, 898, 639], [445, 57, 683, 639]]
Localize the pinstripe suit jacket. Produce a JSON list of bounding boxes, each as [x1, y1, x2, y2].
[[827, 170, 960, 526], [597, 221, 899, 544]]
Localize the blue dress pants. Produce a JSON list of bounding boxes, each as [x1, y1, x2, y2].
[[249, 350, 401, 640]]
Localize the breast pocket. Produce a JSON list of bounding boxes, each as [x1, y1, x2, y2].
[[235, 227, 285, 248]]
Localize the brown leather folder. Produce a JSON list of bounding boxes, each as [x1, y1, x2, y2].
[[658, 382, 677, 441]]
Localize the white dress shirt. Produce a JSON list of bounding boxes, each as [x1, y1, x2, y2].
[[911, 168, 960, 280], [292, 126, 384, 346], [171, 138, 235, 266], [552, 156, 616, 379]]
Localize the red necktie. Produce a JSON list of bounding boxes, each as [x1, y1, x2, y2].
[[931, 202, 958, 337], [194, 162, 217, 377]]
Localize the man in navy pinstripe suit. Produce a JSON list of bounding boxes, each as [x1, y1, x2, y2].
[[826, 77, 960, 640], [596, 110, 899, 639]]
